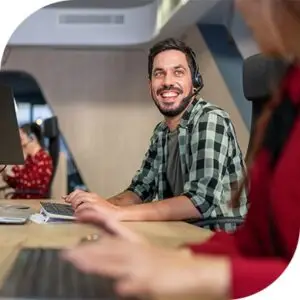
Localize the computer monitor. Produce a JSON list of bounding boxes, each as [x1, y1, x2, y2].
[[0, 84, 24, 165]]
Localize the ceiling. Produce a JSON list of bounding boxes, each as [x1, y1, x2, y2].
[[46, 0, 156, 9]]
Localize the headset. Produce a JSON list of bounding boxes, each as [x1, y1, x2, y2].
[[188, 48, 204, 91]]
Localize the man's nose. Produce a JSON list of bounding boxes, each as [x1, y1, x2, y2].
[[162, 72, 174, 86]]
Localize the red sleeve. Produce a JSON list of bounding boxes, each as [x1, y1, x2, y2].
[[22, 152, 53, 192], [231, 257, 287, 298], [187, 231, 239, 256], [4, 165, 22, 187], [6, 151, 53, 194], [186, 192, 265, 257]]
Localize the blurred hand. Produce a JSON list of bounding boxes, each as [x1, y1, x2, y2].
[[62, 238, 230, 299], [75, 202, 145, 243]]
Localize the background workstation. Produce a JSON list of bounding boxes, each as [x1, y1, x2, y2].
[[0, 0, 257, 198]]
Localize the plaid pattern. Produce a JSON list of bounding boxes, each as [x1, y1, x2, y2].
[[127, 98, 248, 230]]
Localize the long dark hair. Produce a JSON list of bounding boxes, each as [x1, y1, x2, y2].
[[231, 64, 297, 208], [20, 122, 44, 147], [231, 0, 300, 207]]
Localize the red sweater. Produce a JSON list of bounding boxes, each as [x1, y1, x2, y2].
[[186, 66, 300, 298], [4, 148, 53, 199]]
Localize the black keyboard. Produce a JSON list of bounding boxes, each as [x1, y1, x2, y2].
[[0, 248, 137, 299], [40, 202, 75, 217]]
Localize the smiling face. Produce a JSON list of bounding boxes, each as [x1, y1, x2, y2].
[[149, 49, 194, 118]]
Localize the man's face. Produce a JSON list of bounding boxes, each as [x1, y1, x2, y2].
[[149, 49, 194, 117]]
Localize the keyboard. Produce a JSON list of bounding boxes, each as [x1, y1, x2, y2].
[[0, 248, 136, 299], [40, 202, 75, 220]]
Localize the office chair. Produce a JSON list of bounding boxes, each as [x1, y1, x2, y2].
[[189, 54, 289, 232], [42, 116, 60, 198], [3, 116, 60, 199], [243, 53, 289, 160]]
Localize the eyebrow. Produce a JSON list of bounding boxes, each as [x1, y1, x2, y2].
[[153, 64, 187, 73]]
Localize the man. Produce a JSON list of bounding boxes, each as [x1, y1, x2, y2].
[[65, 38, 248, 231]]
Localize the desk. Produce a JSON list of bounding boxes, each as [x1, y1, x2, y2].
[[0, 199, 214, 300]]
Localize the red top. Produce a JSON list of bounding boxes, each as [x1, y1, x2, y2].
[[186, 65, 300, 298], [4, 148, 53, 199]]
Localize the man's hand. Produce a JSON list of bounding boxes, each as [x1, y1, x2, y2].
[[64, 189, 123, 220], [64, 189, 105, 209], [62, 238, 230, 299]]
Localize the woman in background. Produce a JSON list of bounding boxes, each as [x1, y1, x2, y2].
[[63, 0, 300, 299], [2, 122, 53, 199]]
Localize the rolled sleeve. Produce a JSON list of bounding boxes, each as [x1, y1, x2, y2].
[[127, 135, 158, 202], [182, 112, 229, 218]]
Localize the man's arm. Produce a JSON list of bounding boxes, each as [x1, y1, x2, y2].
[[114, 195, 201, 221], [181, 111, 233, 219], [115, 112, 230, 221], [107, 191, 142, 207]]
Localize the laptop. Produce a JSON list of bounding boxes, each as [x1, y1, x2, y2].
[[0, 84, 29, 224], [0, 204, 32, 224], [0, 248, 136, 299], [0, 84, 24, 165]]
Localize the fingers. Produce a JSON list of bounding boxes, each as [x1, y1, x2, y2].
[[62, 239, 129, 278], [75, 207, 117, 236], [63, 189, 82, 204], [63, 190, 92, 209], [116, 277, 149, 298], [75, 205, 144, 242]]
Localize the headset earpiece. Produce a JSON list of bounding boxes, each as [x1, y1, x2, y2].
[[189, 49, 204, 90]]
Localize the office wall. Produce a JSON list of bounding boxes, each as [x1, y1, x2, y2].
[[2, 24, 249, 196], [198, 24, 252, 129], [229, 8, 260, 59], [3, 47, 162, 197]]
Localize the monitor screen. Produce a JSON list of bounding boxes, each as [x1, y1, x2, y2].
[[0, 85, 24, 165]]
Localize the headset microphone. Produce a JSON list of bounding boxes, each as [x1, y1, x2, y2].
[[181, 86, 202, 104]]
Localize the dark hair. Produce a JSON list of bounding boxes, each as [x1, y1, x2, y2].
[[20, 122, 44, 147], [148, 38, 197, 80]]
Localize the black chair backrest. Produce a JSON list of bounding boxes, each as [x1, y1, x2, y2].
[[42, 116, 60, 197], [242, 53, 289, 158]]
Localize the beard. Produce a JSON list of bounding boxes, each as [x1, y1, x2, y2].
[[151, 87, 194, 117]]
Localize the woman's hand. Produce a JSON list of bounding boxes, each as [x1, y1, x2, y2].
[[63, 237, 230, 299], [74, 202, 146, 243]]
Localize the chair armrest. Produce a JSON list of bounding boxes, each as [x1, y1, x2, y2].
[[186, 217, 245, 231]]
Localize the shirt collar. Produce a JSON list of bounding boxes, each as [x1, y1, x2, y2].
[[179, 96, 202, 128]]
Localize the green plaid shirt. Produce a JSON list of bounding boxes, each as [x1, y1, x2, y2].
[[127, 98, 248, 228]]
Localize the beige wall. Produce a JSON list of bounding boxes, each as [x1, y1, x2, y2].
[[2, 25, 249, 197]]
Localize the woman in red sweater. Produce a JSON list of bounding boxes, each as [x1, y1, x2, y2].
[[1, 122, 53, 199], [63, 0, 300, 299]]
